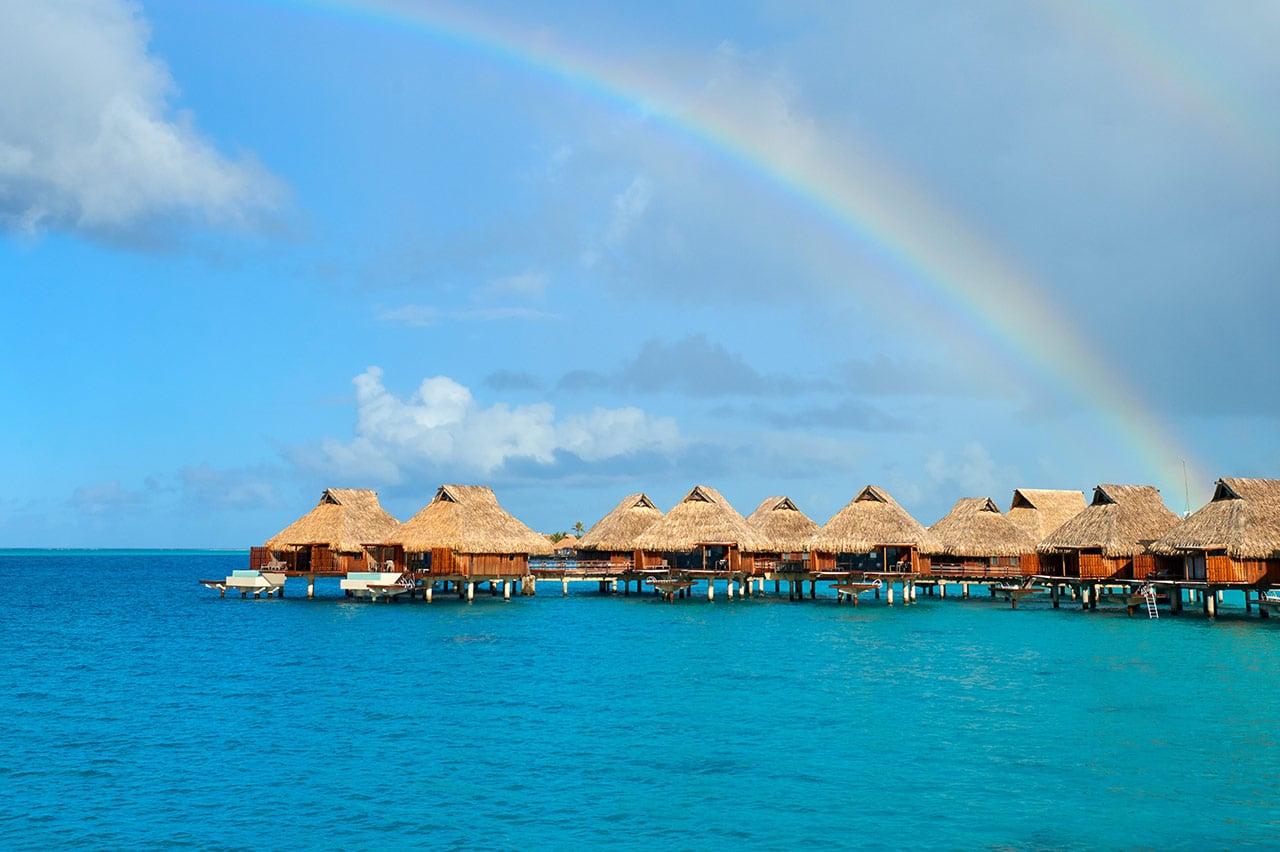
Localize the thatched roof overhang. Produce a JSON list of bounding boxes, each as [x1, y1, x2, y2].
[[924, 497, 1037, 557], [265, 488, 401, 553], [809, 485, 935, 554], [746, 496, 819, 552], [1151, 478, 1280, 560], [634, 485, 771, 553], [577, 493, 663, 552], [1005, 488, 1087, 542], [391, 484, 553, 555], [1037, 484, 1180, 558]]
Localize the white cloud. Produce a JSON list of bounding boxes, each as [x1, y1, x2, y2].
[[70, 479, 150, 514], [581, 174, 653, 268], [306, 367, 680, 480], [0, 0, 283, 239], [924, 442, 1013, 499], [480, 270, 548, 301]]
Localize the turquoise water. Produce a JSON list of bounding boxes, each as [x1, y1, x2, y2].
[[2, 552, 1278, 850]]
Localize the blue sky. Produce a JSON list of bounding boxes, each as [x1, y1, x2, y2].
[[2, 0, 1277, 547]]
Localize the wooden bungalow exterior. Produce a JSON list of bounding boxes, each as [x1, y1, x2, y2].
[[1037, 484, 1180, 581], [1151, 478, 1280, 586], [920, 497, 1037, 579], [390, 485, 553, 584], [550, 534, 579, 557], [255, 488, 401, 575], [745, 496, 819, 573], [809, 485, 934, 575], [575, 493, 664, 570], [633, 485, 770, 575], [1004, 488, 1086, 575]]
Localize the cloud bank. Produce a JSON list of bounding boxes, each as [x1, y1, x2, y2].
[[0, 0, 282, 240], [304, 367, 680, 481]]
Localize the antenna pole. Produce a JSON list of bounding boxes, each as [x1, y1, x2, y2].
[[1182, 459, 1191, 517]]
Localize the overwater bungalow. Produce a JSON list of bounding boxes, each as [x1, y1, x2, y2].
[[633, 485, 770, 574], [746, 496, 819, 572], [390, 485, 553, 598], [920, 497, 1036, 579], [575, 493, 664, 569], [255, 487, 402, 575], [1004, 488, 1086, 574], [809, 485, 933, 574], [1151, 478, 1280, 586], [1037, 484, 1180, 582], [551, 534, 579, 556]]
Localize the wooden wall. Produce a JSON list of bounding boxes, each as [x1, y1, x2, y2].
[[1206, 555, 1275, 585], [1077, 550, 1131, 580], [409, 549, 529, 578]]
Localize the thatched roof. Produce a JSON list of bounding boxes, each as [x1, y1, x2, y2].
[[923, 497, 1036, 557], [1038, 484, 1180, 557], [391, 485, 553, 555], [1151, 478, 1280, 560], [809, 485, 934, 553], [265, 488, 400, 553], [552, 534, 579, 547], [746, 496, 819, 552], [577, 493, 663, 552], [1005, 488, 1087, 541], [634, 485, 771, 552]]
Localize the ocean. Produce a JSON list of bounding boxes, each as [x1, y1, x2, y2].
[[2, 551, 1277, 850]]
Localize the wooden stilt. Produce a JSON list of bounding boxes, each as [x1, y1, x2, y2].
[[962, 582, 969, 599], [887, 583, 895, 606], [1051, 584, 1059, 609], [307, 577, 315, 599], [1206, 589, 1217, 617], [503, 580, 511, 601], [466, 582, 475, 602]]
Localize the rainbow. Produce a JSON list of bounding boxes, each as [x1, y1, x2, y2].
[[273, 0, 1210, 503]]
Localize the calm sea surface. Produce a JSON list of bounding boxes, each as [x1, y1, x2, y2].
[[2, 551, 1278, 850]]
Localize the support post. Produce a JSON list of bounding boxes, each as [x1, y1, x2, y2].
[[1206, 588, 1217, 617], [466, 581, 475, 602], [307, 576, 315, 599], [707, 580, 714, 602], [503, 580, 511, 601], [1051, 583, 1059, 609], [887, 582, 895, 606], [962, 582, 970, 599]]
